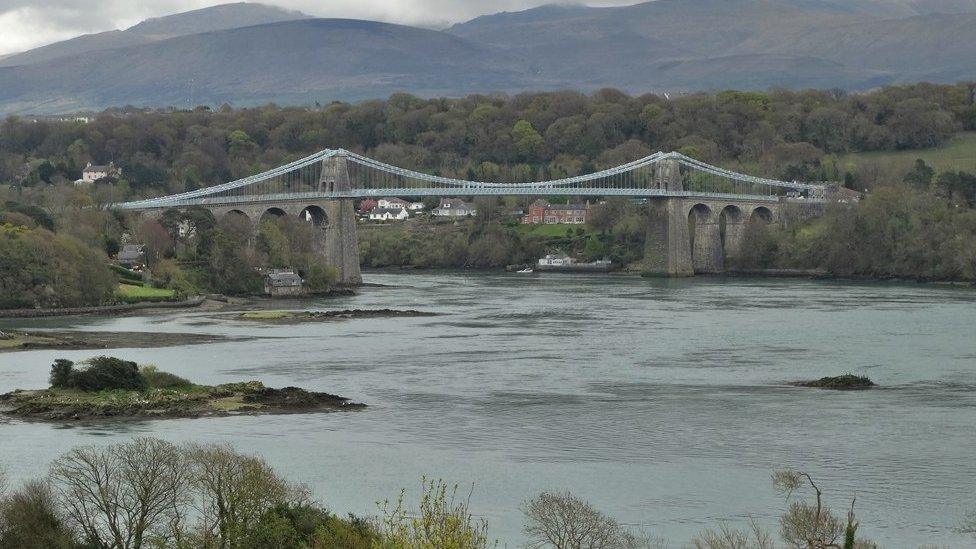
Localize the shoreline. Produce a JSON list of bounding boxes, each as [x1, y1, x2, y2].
[[362, 266, 976, 287], [0, 296, 209, 319], [1, 270, 972, 321]]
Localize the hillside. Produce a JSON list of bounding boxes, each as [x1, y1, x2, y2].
[[2, 0, 976, 114], [0, 3, 309, 68], [449, 0, 976, 91], [0, 19, 525, 113], [840, 132, 976, 175]]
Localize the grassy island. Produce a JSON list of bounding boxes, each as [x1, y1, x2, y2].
[[792, 374, 877, 390], [0, 356, 364, 421]]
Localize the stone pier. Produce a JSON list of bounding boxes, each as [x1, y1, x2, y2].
[[643, 191, 779, 277]]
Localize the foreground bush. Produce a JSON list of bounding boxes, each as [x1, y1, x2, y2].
[[0, 480, 74, 549], [376, 477, 493, 549]]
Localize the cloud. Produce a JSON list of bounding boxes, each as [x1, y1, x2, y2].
[[0, 0, 637, 55]]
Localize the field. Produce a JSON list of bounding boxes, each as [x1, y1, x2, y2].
[[839, 132, 976, 174], [515, 223, 588, 237], [115, 284, 176, 300]]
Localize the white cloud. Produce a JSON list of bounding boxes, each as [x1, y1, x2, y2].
[[0, 0, 638, 55]]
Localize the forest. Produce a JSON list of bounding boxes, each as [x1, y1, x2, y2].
[[1, 82, 976, 309]]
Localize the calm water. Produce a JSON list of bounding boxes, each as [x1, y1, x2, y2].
[[1, 273, 975, 547]]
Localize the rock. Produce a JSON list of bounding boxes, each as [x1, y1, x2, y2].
[[793, 374, 876, 390]]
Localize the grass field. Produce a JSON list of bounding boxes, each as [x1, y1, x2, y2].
[[115, 284, 175, 300], [839, 132, 976, 174], [515, 223, 588, 237]]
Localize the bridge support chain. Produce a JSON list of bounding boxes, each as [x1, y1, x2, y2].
[[642, 198, 694, 277]]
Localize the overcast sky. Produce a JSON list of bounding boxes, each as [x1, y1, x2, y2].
[[0, 0, 637, 56]]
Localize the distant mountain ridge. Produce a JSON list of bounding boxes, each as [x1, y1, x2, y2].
[[1, 1, 975, 114], [0, 3, 309, 68]]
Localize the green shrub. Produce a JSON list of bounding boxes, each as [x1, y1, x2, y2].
[[139, 365, 192, 389], [108, 264, 143, 284], [0, 480, 76, 549], [244, 504, 379, 549], [65, 356, 146, 392], [48, 359, 74, 389]]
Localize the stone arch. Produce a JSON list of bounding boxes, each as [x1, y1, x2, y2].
[[750, 206, 774, 224], [224, 209, 250, 224], [299, 205, 328, 227], [719, 205, 745, 265], [219, 209, 254, 243], [261, 207, 287, 222], [688, 203, 722, 273]]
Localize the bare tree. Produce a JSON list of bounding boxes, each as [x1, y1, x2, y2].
[[693, 519, 774, 549], [50, 437, 188, 549], [184, 442, 294, 548], [772, 471, 852, 549], [521, 491, 654, 549]]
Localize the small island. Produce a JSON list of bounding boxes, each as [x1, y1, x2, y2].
[[230, 308, 440, 322], [0, 329, 240, 353], [0, 357, 364, 421], [791, 374, 877, 390]]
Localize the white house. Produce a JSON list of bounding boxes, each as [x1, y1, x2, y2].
[[407, 201, 425, 211], [432, 198, 476, 217], [80, 162, 121, 184], [369, 207, 410, 221], [378, 198, 410, 210], [538, 254, 575, 267]]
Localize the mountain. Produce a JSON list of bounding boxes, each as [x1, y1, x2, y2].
[[0, 19, 526, 114], [1, 0, 975, 114], [0, 3, 309, 68], [448, 0, 976, 90]]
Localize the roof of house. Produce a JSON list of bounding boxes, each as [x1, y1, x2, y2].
[[266, 271, 303, 287], [382, 197, 409, 204], [371, 207, 406, 215], [547, 203, 588, 211], [437, 198, 474, 210], [83, 162, 117, 174], [118, 244, 144, 261]]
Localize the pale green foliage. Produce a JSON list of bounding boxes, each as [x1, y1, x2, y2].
[[375, 477, 493, 549], [512, 120, 544, 161]]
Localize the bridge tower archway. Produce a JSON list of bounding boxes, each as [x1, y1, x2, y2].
[[261, 207, 288, 223], [688, 203, 723, 273], [719, 205, 746, 267], [299, 205, 328, 227], [750, 206, 774, 224]]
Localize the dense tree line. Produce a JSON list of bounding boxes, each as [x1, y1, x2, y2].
[[2, 83, 974, 201], [736, 173, 976, 280]]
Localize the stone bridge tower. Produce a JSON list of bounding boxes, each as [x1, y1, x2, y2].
[[319, 152, 362, 285]]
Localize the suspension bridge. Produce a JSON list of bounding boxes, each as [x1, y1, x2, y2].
[[117, 150, 829, 284], [116, 149, 824, 209]]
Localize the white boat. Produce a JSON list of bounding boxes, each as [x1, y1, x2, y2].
[[516, 267, 534, 274]]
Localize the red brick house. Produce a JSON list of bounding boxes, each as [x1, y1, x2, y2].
[[521, 200, 589, 224]]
